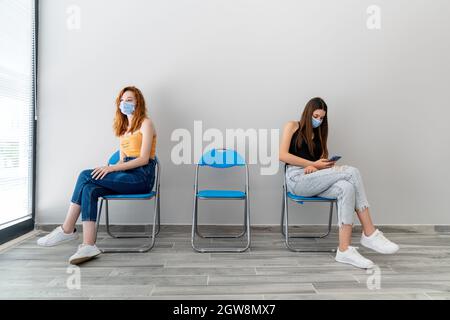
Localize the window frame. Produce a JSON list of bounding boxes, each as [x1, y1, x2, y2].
[[0, 0, 38, 245]]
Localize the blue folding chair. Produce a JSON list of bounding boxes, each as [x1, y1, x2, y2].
[[95, 151, 161, 253], [281, 163, 337, 252], [191, 148, 251, 253]]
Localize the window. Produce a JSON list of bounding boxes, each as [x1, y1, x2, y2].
[[0, 0, 37, 243]]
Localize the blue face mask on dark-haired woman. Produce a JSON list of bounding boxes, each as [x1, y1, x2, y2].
[[312, 116, 323, 128]]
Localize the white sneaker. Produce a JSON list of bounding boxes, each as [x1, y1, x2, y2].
[[69, 244, 101, 265], [335, 246, 374, 269], [37, 226, 78, 247], [361, 229, 399, 254]]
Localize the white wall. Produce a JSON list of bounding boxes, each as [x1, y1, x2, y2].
[[37, 0, 450, 226]]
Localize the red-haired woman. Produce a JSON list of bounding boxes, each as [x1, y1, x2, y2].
[[37, 86, 157, 265]]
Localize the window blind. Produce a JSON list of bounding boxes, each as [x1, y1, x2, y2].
[[0, 0, 36, 228]]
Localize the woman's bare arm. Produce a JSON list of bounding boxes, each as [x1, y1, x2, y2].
[[117, 150, 125, 164], [279, 121, 315, 167]]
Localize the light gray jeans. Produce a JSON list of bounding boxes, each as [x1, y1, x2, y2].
[[286, 164, 370, 226]]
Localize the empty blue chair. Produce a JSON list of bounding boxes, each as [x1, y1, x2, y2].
[[192, 148, 250, 253], [95, 151, 161, 253], [281, 163, 337, 252]]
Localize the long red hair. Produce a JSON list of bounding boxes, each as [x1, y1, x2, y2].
[[113, 86, 148, 137]]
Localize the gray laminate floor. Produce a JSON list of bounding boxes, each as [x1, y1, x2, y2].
[[1, 225, 450, 300]]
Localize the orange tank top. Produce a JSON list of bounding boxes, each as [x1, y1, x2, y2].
[[120, 130, 157, 159]]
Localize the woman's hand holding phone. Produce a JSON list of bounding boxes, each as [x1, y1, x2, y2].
[[313, 158, 335, 170], [328, 155, 342, 162]]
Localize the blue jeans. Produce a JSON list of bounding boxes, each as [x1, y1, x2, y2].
[[71, 157, 156, 222]]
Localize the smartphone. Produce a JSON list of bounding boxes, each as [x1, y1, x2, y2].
[[328, 155, 342, 162]]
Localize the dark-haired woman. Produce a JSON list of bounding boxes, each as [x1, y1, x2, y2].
[[37, 86, 157, 265], [279, 97, 398, 269]]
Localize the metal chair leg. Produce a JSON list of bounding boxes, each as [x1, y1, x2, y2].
[[105, 200, 156, 239], [100, 198, 158, 253], [192, 196, 250, 253], [283, 195, 336, 253], [281, 186, 285, 236], [244, 193, 251, 251], [98, 195, 159, 253], [94, 199, 103, 243], [286, 201, 334, 239], [155, 189, 161, 236], [194, 197, 248, 239]]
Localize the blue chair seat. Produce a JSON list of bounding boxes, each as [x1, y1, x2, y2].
[[103, 191, 156, 200], [197, 190, 246, 199], [287, 192, 335, 204]]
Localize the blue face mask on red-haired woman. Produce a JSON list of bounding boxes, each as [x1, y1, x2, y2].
[[120, 101, 135, 115]]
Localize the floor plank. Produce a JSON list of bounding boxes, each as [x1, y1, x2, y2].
[[0, 226, 449, 299]]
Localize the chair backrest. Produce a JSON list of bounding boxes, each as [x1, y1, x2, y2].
[[108, 151, 160, 193], [108, 151, 121, 165], [198, 148, 245, 168]]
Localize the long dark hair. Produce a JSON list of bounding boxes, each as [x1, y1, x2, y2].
[[294, 97, 329, 159]]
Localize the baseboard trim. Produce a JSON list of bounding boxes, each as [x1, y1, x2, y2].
[[0, 230, 39, 253], [34, 224, 450, 234]]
